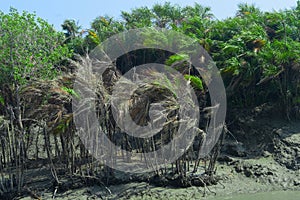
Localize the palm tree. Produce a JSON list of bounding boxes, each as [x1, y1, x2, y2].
[[183, 3, 214, 20], [121, 7, 154, 28], [61, 19, 81, 38], [91, 15, 124, 42], [152, 2, 184, 28], [236, 3, 262, 17]]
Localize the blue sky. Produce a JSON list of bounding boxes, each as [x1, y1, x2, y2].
[[0, 0, 297, 30]]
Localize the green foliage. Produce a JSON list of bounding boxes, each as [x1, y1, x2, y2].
[[61, 19, 89, 55], [165, 54, 189, 66], [236, 3, 262, 17], [61, 86, 79, 98], [122, 7, 154, 28], [88, 30, 100, 45], [1, 2, 298, 118], [160, 53, 204, 92], [83, 1, 300, 118], [62, 19, 80, 38], [184, 75, 204, 90], [86, 2, 214, 46], [91, 16, 124, 42], [0, 8, 72, 87]]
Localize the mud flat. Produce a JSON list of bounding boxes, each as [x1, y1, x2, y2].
[[19, 122, 300, 199], [14, 118, 299, 200], [19, 156, 299, 199]]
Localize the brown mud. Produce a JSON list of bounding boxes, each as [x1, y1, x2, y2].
[[15, 112, 300, 200]]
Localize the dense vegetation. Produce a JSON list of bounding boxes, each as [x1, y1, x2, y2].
[[61, 2, 300, 118], [0, 2, 299, 198]]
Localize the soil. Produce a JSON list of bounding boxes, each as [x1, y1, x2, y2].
[[6, 106, 300, 199]]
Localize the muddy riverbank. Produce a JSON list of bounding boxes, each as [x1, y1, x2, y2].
[[18, 117, 300, 200], [19, 155, 299, 199]]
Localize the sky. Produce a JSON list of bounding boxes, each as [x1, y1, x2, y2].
[[0, 0, 298, 31]]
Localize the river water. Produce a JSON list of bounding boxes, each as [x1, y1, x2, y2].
[[209, 191, 300, 200]]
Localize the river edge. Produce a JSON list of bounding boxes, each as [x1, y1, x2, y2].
[[18, 120, 300, 199], [19, 152, 299, 199]]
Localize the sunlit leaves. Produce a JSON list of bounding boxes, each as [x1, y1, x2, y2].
[[88, 30, 100, 45], [122, 7, 153, 28], [184, 75, 204, 90], [236, 3, 262, 18], [0, 8, 71, 86], [61, 86, 79, 98], [183, 3, 214, 20], [152, 2, 183, 28], [66, 1, 300, 114], [91, 15, 124, 42]]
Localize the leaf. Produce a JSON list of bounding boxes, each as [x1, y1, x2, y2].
[[88, 30, 100, 45], [61, 86, 80, 98], [0, 8, 71, 86], [165, 54, 189, 66], [222, 44, 240, 54], [184, 75, 204, 90]]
